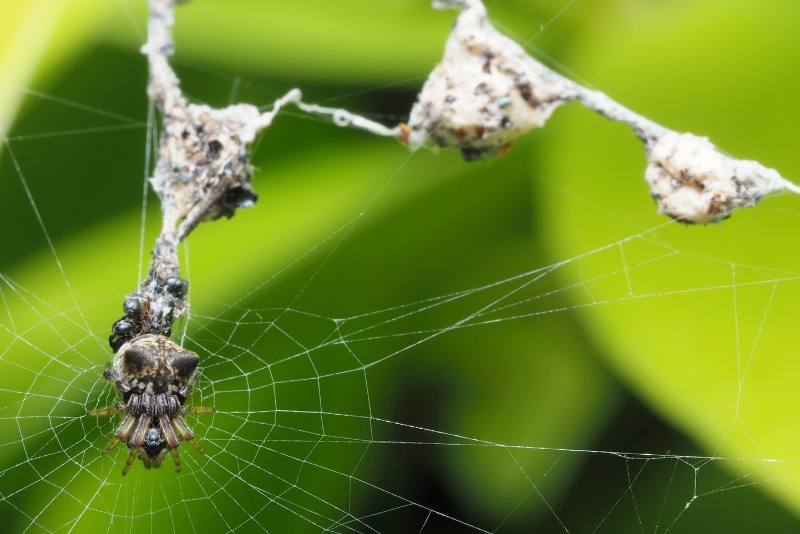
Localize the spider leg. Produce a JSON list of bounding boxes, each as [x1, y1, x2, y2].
[[101, 437, 122, 455], [177, 371, 201, 397], [170, 447, 182, 473], [87, 363, 131, 416], [183, 405, 215, 415], [87, 402, 126, 417], [127, 414, 151, 448], [101, 363, 132, 394], [98, 412, 136, 454], [172, 414, 205, 454], [181, 406, 217, 414], [113, 412, 137, 439], [158, 413, 180, 449], [119, 416, 150, 475], [138, 448, 152, 469], [152, 448, 170, 471], [121, 447, 138, 476]]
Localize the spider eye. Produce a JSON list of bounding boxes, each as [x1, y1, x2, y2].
[[116, 335, 200, 390]]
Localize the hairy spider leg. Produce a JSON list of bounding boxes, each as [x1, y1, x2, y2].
[[128, 414, 150, 448], [176, 370, 216, 451], [86, 402, 126, 417], [122, 447, 139, 476], [120, 415, 151, 475], [182, 405, 215, 451], [140, 446, 169, 470], [172, 414, 206, 454], [154, 447, 170, 470], [99, 412, 137, 455], [87, 363, 131, 418], [158, 413, 180, 448], [171, 447, 182, 473], [184, 405, 215, 415], [177, 371, 201, 397], [101, 363, 132, 394], [88, 362, 137, 454]]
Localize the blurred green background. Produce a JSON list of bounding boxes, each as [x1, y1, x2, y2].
[[1, 0, 800, 532]]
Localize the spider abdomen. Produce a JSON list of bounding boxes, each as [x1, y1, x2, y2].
[[113, 334, 200, 397]]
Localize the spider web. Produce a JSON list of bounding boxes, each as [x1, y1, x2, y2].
[[2, 0, 800, 532]]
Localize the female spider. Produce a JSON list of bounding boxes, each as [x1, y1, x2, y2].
[[88, 334, 214, 475]]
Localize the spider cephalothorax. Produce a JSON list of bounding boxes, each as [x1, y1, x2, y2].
[[88, 334, 214, 475]]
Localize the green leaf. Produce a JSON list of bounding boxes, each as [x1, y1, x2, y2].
[[538, 0, 800, 517]]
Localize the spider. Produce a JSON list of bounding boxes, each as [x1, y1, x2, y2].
[[88, 333, 214, 475]]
